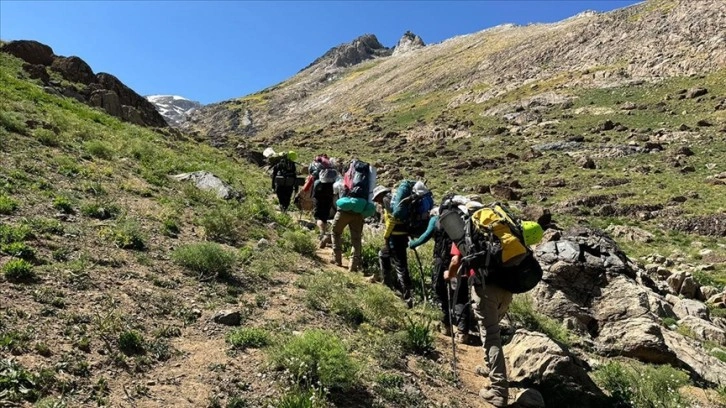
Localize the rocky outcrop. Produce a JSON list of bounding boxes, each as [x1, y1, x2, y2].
[[304, 34, 391, 71], [533, 227, 726, 386], [505, 330, 611, 408], [392, 31, 425, 56], [0, 40, 54, 65], [0, 40, 166, 128]]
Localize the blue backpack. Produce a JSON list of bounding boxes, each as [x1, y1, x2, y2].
[[391, 180, 434, 237]]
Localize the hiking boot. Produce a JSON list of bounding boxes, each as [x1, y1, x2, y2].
[[330, 251, 342, 267], [455, 332, 470, 345], [475, 364, 490, 377], [479, 388, 507, 408], [348, 257, 360, 273], [318, 234, 331, 249]]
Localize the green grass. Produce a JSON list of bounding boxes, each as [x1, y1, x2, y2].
[[593, 360, 691, 408], [508, 294, 575, 346], [226, 327, 272, 350], [0, 195, 18, 214], [270, 329, 359, 391], [3, 258, 35, 282], [172, 242, 238, 280]]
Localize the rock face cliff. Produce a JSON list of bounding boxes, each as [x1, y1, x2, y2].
[[0, 40, 167, 127], [146, 95, 202, 127], [392, 31, 425, 56]]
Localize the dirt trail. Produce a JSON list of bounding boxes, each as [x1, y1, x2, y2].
[[307, 216, 500, 407]]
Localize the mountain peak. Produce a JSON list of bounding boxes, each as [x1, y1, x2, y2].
[[303, 33, 392, 72], [146, 95, 202, 127], [392, 30, 425, 56]]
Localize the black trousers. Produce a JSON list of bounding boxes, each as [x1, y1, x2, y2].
[[388, 235, 412, 304], [432, 258, 471, 333], [275, 186, 294, 211]]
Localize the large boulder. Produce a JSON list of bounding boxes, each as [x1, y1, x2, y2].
[[505, 330, 612, 408], [677, 316, 726, 346], [0, 40, 54, 65], [392, 31, 425, 56], [170, 171, 241, 200], [532, 227, 726, 386], [89, 90, 123, 118], [50, 56, 95, 84]]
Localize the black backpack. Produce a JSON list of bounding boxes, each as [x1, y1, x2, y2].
[[274, 158, 297, 187], [437, 196, 542, 294]]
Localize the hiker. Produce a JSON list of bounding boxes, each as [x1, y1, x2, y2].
[[409, 201, 477, 343], [331, 158, 376, 272], [447, 241, 510, 406], [271, 151, 298, 212], [382, 180, 434, 308], [371, 186, 396, 287], [308, 154, 337, 248], [440, 202, 544, 408]]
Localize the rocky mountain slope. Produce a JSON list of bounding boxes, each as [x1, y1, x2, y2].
[[2, 1, 726, 406], [146, 95, 202, 127], [0, 40, 167, 128]]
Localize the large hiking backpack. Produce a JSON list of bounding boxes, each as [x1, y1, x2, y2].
[[438, 200, 542, 293], [274, 157, 297, 188], [391, 180, 435, 237], [343, 159, 375, 200]]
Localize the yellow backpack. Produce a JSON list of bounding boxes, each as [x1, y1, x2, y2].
[[470, 204, 528, 267]]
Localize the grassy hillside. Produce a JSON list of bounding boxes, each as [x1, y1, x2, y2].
[[0, 46, 482, 408]]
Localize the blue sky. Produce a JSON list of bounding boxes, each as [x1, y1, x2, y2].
[[1, 1, 640, 104]]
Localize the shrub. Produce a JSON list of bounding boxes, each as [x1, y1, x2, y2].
[[118, 330, 145, 355], [226, 327, 271, 350], [100, 220, 146, 250], [200, 208, 244, 245], [401, 316, 434, 355], [271, 330, 358, 391], [35, 128, 61, 147], [0, 242, 36, 261], [280, 230, 317, 258], [0, 195, 18, 215], [274, 387, 327, 408], [52, 196, 74, 214], [508, 294, 574, 346], [161, 217, 181, 238], [80, 201, 120, 220], [172, 242, 237, 280], [0, 223, 32, 244], [593, 361, 691, 408], [3, 259, 35, 282], [0, 359, 39, 403], [83, 140, 114, 160]]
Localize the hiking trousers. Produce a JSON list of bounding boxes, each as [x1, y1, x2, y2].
[[331, 210, 364, 271], [432, 255, 451, 326], [275, 185, 294, 211], [451, 276, 472, 334], [471, 283, 513, 400], [388, 235, 412, 305]]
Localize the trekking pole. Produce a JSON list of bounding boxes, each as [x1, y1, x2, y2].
[[411, 247, 428, 304], [445, 283, 458, 384]]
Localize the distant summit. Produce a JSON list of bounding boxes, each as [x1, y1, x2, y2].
[[303, 34, 392, 72], [392, 31, 425, 56], [146, 95, 202, 127]]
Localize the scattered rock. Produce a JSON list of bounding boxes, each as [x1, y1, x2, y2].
[[598, 120, 615, 131], [257, 238, 270, 249], [522, 206, 552, 227], [169, 171, 242, 200], [679, 276, 700, 299], [696, 119, 712, 127], [490, 184, 520, 201], [675, 146, 694, 156], [672, 298, 709, 320], [213, 310, 242, 326], [678, 316, 726, 345], [577, 156, 596, 169], [686, 87, 708, 99], [605, 225, 654, 243], [667, 272, 686, 294], [513, 388, 546, 408]]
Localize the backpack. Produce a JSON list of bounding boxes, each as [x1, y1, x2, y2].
[[319, 168, 338, 184], [438, 199, 542, 293], [274, 158, 297, 187], [343, 160, 374, 200], [313, 180, 334, 202], [391, 180, 435, 237], [309, 156, 332, 178]]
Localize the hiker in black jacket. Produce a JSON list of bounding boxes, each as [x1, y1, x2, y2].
[[271, 152, 298, 212]]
